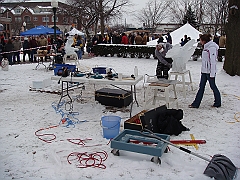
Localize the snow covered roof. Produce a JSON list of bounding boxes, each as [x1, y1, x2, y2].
[[27, 8, 35, 14], [1, 7, 7, 11], [37, 6, 53, 9]]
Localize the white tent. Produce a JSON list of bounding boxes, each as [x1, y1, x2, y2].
[[170, 23, 201, 45], [67, 28, 85, 36], [147, 23, 201, 46]]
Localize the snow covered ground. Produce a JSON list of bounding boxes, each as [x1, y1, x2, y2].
[[0, 55, 239, 180]]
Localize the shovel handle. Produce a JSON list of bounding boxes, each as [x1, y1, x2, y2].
[[140, 129, 210, 162], [170, 140, 206, 144]]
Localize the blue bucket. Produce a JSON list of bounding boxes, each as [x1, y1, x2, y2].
[[101, 115, 121, 139]]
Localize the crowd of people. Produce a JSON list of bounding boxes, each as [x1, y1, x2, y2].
[[1, 31, 161, 64], [0, 33, 65, 65], [0, 30, 226, 67]]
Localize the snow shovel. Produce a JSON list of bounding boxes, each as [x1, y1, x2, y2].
[[140, 129, 237, 180]]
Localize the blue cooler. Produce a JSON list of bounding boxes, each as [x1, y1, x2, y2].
[[54, 64, 76, 75]]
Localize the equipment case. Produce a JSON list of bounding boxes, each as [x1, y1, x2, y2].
[[95, 88, 132, 108]]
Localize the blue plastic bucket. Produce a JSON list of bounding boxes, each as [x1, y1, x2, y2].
[[101, 115, 121, 139]]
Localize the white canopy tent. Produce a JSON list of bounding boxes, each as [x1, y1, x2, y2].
[[170, 23, 201, 45], [147, 23, 201, 46], [67, 28, 85, 36]]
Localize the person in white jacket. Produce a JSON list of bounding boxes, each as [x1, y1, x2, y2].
[[189, 34, 221, 108]]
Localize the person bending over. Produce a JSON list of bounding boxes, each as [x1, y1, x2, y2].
[[155, 43, 173, 79]]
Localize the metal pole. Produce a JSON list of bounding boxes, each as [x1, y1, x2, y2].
[[53, 7, 57, 43]]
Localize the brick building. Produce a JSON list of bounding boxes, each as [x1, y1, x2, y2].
[[0, 1, 84, 38]]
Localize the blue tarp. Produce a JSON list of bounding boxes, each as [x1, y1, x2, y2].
[[20, 25, 62, 36]]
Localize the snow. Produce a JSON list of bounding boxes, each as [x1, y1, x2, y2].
[[0, 55, 240, 180]]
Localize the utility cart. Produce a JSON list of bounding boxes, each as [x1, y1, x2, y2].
[[110, 129, 170, 164]]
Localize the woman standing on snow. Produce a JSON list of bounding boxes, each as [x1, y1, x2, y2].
[[189, 34, 221, 108]]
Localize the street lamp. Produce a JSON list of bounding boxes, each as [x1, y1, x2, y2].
[[23, 21, 26, 31], [51, 0, 58, 44]]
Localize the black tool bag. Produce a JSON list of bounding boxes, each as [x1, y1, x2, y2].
[[140, 105, 189, 136], [95, 88, 132, 108], [57, 67, 69, 77]]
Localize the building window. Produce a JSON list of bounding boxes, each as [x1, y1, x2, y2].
[[51, 16, 58, 23], [34, 17, 38, 21], [15, 17, 21, 22], [24, 16, 31, 22], [63, 17, 68, 24], [42, 16, 49, 22], [15, 9, 21, 14]]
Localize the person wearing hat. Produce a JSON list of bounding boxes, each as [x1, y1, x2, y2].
[[23, 37, 32, 62], [155, 42, 173, 79]]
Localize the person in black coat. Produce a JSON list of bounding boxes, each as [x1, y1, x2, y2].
[[166, 32, 172, 44], [4, 39, 14, 65], [23, 37, 32, 62], [180, 35, 189, 46], [92, 35, 98, 45], [0, 37, 4, 62], [157, 34, 164, 43]]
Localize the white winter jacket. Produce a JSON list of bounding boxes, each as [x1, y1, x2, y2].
[[201, 40, 219, 77]]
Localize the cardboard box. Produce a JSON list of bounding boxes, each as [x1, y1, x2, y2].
[[124, 110, 147, 131]]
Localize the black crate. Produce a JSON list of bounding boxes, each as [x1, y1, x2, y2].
[[95, 88, 132, 108]]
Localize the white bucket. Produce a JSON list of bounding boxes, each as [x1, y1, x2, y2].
[[1, 59, 9, 71]]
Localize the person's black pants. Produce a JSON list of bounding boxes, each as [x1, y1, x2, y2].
[[156, 62, 170, 79]]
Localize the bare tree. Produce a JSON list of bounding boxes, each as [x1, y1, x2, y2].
[[96, 0, 129, 35], [62, 0, 129, 37], [61, 0, 97, 38], [168, 0, 189, 23], [191, 0, 207, 26], [135, 0, 171, 32], [224, 0, 240, 76], [205, 0, 228, 34]]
